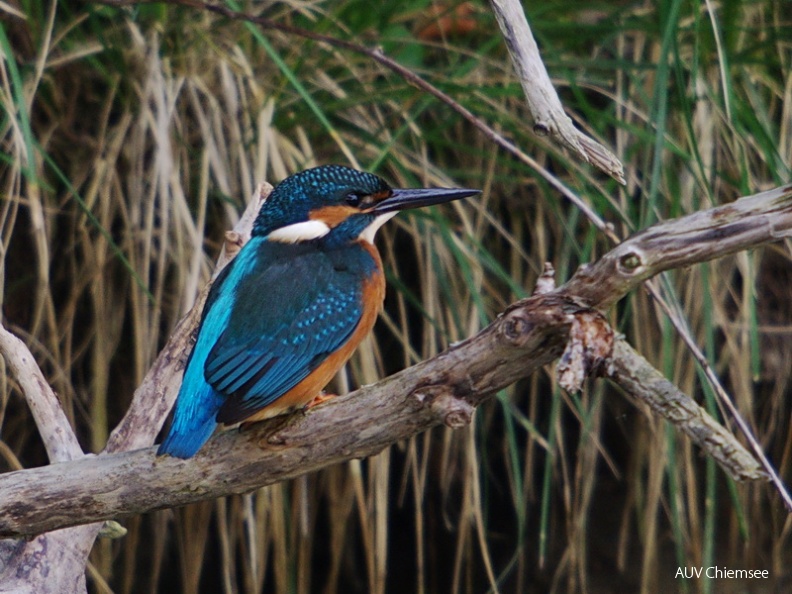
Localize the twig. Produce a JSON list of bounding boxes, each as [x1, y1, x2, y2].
[[607, 339, 766, 481], [647, 289, 790, 506], [488, 0, 626, 184]]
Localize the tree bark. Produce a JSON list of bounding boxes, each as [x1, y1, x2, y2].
[[488, 0, 625, 183], [0, 185, 271, 593], [1, 183, 790, 542], [4, 3, 787, 592]]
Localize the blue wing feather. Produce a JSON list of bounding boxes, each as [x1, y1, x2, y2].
[[157, 262, 238, 458], [209, 277, 364, 423], [158, 237, 375, 457]]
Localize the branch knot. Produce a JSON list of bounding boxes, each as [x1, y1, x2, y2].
[[617, 250, 643, 274], [409, 385, 474, 428], [499, 310, 534, 346]]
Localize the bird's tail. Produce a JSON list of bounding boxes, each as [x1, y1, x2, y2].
[[157, 381, 225, 459]]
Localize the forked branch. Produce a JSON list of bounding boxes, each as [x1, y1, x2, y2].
[[1, 183, 790, 539]]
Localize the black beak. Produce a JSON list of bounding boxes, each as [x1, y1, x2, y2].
[[373, 187, 480, 214]]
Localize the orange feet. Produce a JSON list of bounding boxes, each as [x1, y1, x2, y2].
[[303, 391, 336, 413]]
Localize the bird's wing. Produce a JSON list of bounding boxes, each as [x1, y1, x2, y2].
[[203, 242, 365, 424]]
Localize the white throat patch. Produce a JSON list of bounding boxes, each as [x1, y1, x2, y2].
[[359, 212, 398, 243], [267, 220, 331, 243]]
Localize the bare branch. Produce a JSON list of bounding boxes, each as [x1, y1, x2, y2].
[[0, 326, 82, 463], [0, 294, 562, 537], [563, 183, 792, 310], [608, 339, 766, 482], [647, 288, 791, 508], [3, 182, 791, 537], [488, 0, 626, 183]]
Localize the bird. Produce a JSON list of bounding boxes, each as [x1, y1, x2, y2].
[[158, 165, 479, 458]]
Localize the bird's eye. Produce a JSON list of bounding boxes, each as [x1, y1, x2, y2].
[[345, 192, 365, 207]]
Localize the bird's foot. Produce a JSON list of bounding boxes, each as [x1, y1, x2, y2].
[[302, 391, 336, 413]]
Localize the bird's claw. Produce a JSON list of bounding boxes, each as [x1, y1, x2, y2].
[[302, 391, 336, 413]]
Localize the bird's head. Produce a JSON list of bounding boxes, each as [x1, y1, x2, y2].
[[253, 165, 479, 245]]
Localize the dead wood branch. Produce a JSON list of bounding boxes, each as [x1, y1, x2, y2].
[[0, 185, 271, 594], [0, 327, 82, 463], [1, 183, 790, 539], [488, 0, 625, 183], [608, 339, 766, 481]]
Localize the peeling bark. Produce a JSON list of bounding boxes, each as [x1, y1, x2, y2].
[[1, 183, 790, 588]]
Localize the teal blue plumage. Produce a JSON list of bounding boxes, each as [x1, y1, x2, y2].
[[207, 239, 376, 423], [157, 237, 376, 458], [157, 165, 478, 458]]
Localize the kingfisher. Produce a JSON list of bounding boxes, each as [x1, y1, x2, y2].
[[158, 165, 478, 458]]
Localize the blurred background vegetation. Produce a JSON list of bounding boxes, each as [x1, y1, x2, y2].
[[1, 0, 791, 592]]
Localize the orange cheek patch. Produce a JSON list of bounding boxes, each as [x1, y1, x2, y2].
[[309, 205, 360, 227]]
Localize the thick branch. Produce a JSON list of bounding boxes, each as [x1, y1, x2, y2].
[[564, 183, 792, 310], [0, 296, 565, 537], [1, 183, 788, 537]]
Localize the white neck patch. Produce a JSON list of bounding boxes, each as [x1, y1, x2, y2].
[[267, 220, 331, 243], [359, 212, 398, 244]]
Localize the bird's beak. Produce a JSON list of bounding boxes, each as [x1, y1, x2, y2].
[[373, 187, 480, 214]]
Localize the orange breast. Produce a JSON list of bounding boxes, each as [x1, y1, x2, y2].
[[239, 240, 385, 423]]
